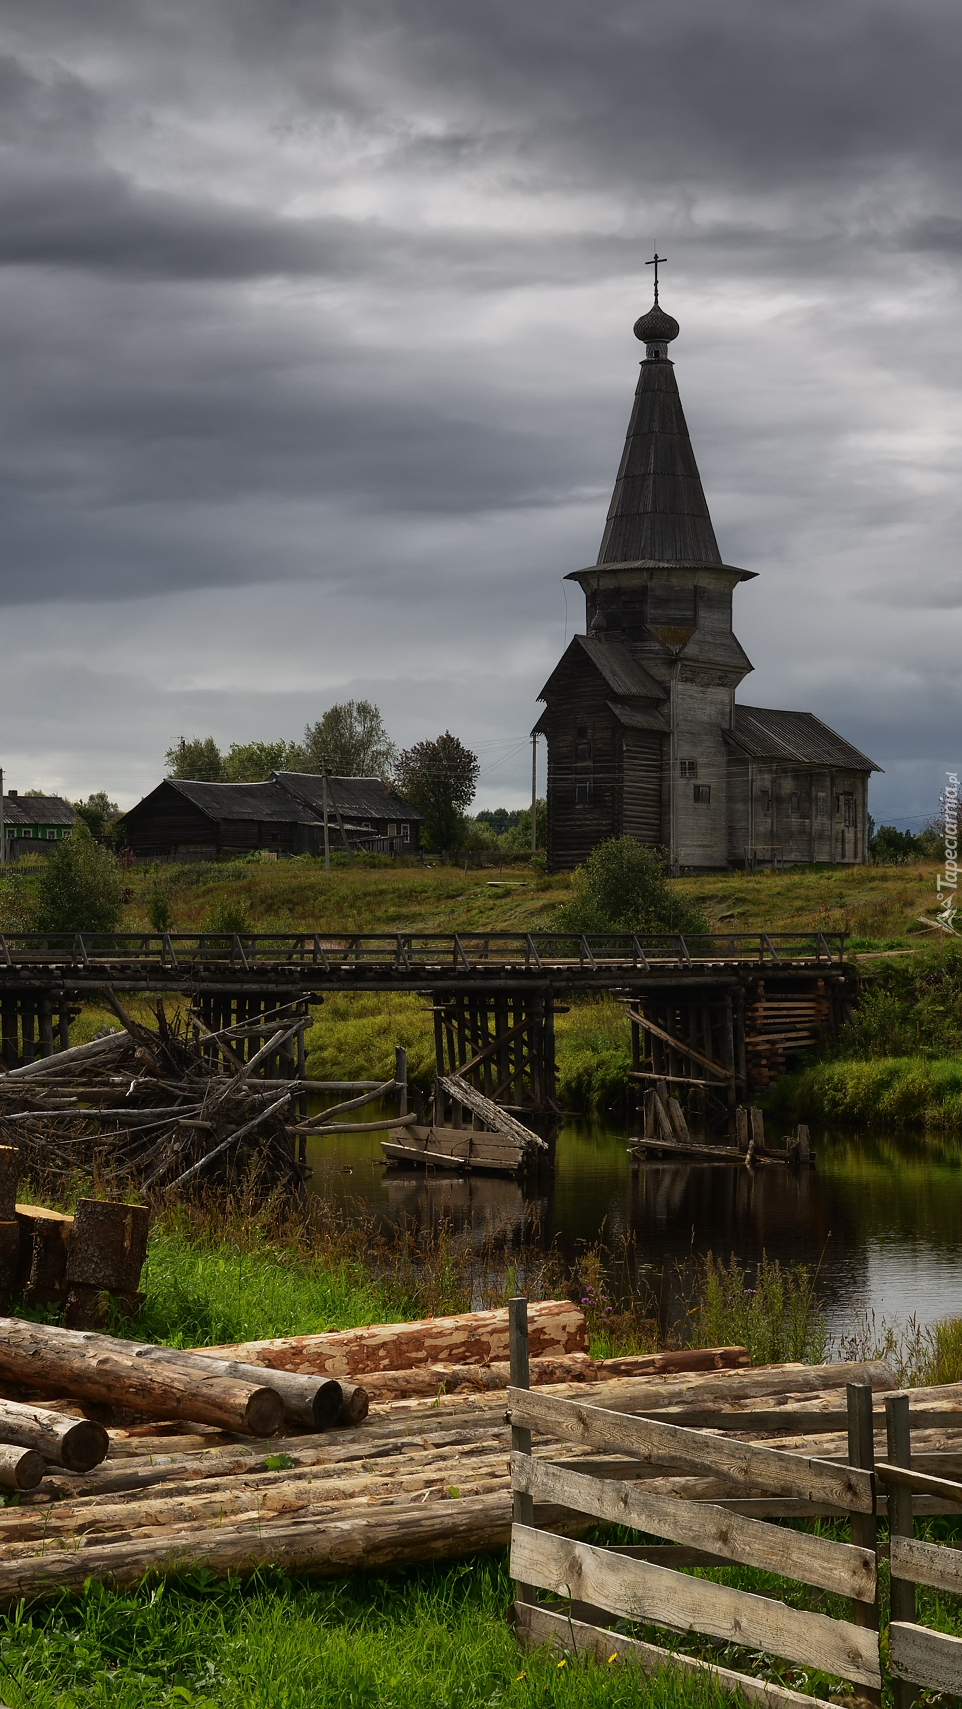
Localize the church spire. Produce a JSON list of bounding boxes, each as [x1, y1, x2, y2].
[[596, 284, 722, 568]]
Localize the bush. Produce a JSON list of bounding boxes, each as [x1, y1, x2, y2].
[[555, 836, 707, 935], [33, 822, 124, 933], [200, 899, 252, 937]]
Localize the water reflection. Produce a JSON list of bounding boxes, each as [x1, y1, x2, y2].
[[306, 1109, 962, 1337]]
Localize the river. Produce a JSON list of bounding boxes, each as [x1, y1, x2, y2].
[[306, 1111, 962, 1343]]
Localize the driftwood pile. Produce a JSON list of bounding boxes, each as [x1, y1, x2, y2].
[[0, 997, 312, 1196], [0, 1330, 952, 1608]]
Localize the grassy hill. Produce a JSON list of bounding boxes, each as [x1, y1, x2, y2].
[[78, 852, 950, 948]]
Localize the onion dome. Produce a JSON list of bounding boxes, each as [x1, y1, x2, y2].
[[633, 301, 679, 345]]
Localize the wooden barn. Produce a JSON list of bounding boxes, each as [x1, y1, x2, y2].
[[537, 280, 879, 871], [120, 776, 421, 861]]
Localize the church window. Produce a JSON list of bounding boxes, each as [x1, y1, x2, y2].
[[842, 793, 855, 828], [576, 741, 592, 762], [577, 725, 589, 738], [816, 793, 827, 816], [693, 784, 711, 805], [790, 793, 800, 815], [575, 783, 590, 805], [679, 759, 698, 777], [760, 789, 771, 813]]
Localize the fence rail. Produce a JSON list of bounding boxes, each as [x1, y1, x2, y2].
[[507, 1301, 962, 1709], [0, 929, 848, 975]]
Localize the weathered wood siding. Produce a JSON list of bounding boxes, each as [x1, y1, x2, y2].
[[673, 675, 733, 869], [622, 732, 667, 847]]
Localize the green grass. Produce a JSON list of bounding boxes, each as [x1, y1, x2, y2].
[[768, 1054, 962, 1131], [0, 1557, 740, 1709]]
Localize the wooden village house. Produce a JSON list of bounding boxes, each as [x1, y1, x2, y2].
[[1, 791, 76, 858], [119, 774, 421, 860], [536, 283, 879, 872]]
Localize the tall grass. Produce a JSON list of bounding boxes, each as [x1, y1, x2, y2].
[[768, 1055, 962, 1131]]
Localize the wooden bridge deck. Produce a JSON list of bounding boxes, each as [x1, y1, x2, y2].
[[0, 930, 849, 995]]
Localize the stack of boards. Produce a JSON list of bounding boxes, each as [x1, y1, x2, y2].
[[382, 1075, 548, 1176]]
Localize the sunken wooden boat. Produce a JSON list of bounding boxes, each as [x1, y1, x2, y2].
[[382, 1077, 548, 1176]]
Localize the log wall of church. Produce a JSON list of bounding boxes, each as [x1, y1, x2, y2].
[[621, 732, 667, 847], [673, 676, 734, 869], [729, 762, 869, 866], [543, 683, 622, 870]]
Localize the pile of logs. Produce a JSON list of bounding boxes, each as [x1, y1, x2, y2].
[[632, 1086, 811, 1166], [1, 1340, 954, 1609]]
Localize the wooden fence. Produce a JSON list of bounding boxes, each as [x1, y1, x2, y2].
[[506, 1299, 962, 1709]]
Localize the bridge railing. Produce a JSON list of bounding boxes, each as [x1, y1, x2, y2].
[[0, 929, 848, 970]]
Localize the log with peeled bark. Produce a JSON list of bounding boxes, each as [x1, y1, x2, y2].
[[0, 1319, 284, 1436], [8, 1321, 346, 1433], [0, 1448, 518, 1550], [197, 1299, 587, 1376], [0, 1489, 579, 1605], [0, 1398, 108, 1472], [359, 1347, 750, 1401]]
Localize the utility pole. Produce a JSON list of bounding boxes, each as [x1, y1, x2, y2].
[[323, 768, 355, 869], [530, 733, 538, 857], [0, 768, 5, 868], [322, 772, 330, 872]]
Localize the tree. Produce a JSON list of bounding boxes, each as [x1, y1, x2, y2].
[[393, 732, 480, 852], [301, 701, 396, 779], [34, 821, 125, 933], [222, 740, 304, 782], [554, 837, 707, 936], [869, 824, 923, 865], [72, 792, 120, 840], [164, 737, 224, 781]]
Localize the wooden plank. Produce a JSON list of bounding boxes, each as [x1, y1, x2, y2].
[[626, 1009, 732, 1080], [506, 1389, 874, 1512], [509, 1528, 881, 1687], [885, 1392, 917, 1709], [514, 1602, 840, 1709], [890, 1535, 962, 1597], [510, 1453, 874, 1600], [890, 1622, 962, 1693], [876, 1462, 962, 1505], [450, 1015, 533, 1080]]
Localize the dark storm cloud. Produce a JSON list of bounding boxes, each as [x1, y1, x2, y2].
[[0, 0, 957, 808]]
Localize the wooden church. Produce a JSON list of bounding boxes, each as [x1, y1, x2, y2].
[[536, 274, 879, 873]]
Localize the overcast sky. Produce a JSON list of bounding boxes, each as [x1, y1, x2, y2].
[[0, 0, 959, 822]]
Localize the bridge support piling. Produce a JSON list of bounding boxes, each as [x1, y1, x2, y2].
[[431, 989, 557, 1118]]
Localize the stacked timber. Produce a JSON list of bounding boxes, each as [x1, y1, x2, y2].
[[744, 984, 831, 1091], [0, 1355, 929, 1606], [382, 1077, 547, 1175]]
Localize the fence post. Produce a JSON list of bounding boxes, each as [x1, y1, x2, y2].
[[848, 1382, 882, 1707], [395, 1046, 408, 1118], [509, 1295, 534, 1606], [886, 1393, 917, 1709]]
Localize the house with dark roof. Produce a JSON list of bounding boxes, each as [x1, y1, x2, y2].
[[1, 792, 76, 858], [537, 283, 879, 870], [119, 775, 421, 860]]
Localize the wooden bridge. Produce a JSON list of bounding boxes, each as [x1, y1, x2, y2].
[[0, 930, 855, 1119]]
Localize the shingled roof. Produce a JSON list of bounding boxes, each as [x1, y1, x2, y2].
[[163, 780, 319, 823], [728, 706, 881, 771], [538, 635, 666, 703], [1, 794, 76, 827], [272, 774, 421, 822], [596, 337, 723, 568]]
